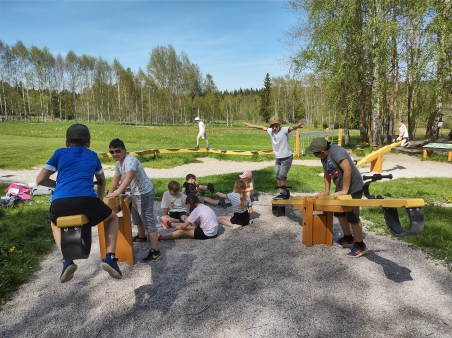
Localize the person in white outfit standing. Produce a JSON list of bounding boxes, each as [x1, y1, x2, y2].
[[194, 117, 210, 149]]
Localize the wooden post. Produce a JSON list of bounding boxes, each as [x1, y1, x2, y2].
[[338, 129, 342, 146], [99, 196, 134, 265], [370, 153, 383, 172], [295, 131, 300, 158], [302, 196, 314, 247]]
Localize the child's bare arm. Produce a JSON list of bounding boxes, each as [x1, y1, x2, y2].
[[215, 192, 227, 199], [175, 220, 192, 231], [244, 122, 267, 131], [108, 171, 134, 197]]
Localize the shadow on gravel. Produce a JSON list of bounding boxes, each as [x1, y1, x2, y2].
[[382, 165, 407, 172], [364, 251, 413, 283]]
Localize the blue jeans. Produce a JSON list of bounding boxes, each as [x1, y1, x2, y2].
[[275, 155, 293, 180]]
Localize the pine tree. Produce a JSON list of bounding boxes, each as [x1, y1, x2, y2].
[[259, 73, 272, 122]]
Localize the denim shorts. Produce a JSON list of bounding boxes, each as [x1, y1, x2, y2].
[[334, 190, 362, 224], [275, 155, 293, 180], [131, 190, 157, 233]]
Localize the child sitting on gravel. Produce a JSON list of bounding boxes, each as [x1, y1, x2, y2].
[[182, 173, 227, 208], [239, 170, 254, 200], [215, 180, 253, 230], [156, 180, 188, 230], [158, 194, 218, 240]]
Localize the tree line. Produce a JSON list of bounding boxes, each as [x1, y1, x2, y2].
[[285, 0, 452, 143], [2, 0, 451, 145], [0, 41, 319, 127]]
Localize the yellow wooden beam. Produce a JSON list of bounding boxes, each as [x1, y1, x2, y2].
[[271, 194, 424, 209], [356, 141, 402, 169]]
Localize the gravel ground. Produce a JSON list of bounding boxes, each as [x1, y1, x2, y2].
[[1, 153, 452, 337]]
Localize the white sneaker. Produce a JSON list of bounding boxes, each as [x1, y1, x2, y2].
[[231, 224, 242, 230]]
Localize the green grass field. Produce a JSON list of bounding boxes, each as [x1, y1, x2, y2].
[[1, 121, 451, 307]]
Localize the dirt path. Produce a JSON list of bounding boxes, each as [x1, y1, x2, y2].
[[1, 153, 451, 187]]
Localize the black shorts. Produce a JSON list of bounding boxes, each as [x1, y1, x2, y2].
[[334, 190, 362, 224], [169, 211, 189, 221], [230, 211, 250, 226], [193, 227, 217, 240], [50, 197, 113, 227]]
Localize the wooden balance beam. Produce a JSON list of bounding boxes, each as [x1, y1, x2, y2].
[[271, 194, 425, 247]]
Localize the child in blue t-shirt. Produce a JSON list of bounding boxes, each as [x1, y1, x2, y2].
[[36, 123, 122, 283]]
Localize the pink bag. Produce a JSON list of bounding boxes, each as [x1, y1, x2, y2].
[[6, 183, 32, 201]]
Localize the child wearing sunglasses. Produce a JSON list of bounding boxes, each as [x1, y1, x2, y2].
[[107, 138, 161, 263], [36, 123, 122, 283]]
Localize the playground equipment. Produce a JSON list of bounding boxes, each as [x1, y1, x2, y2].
[[57, 214, 91, 260], [296, 129, 343, 157], [98, 129, 344, 160], [423, 143, 452, 162], [99, 195, 134, 265], [98, 148, 275, 159], [56, 180, 103, 260], [271, 174, 425, 247], [56, 188, 134, 265], [355, 141, 402, 172]]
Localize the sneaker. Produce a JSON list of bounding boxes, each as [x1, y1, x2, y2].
[[218, 198, 227, 209], [207, 183, 215, 193], [274, 193, 288, 200], [60, 260, 77, 283], [206, 145, 211, 149], [133, 235, 147, 242], [348, 244, 369, 258], [100, 255, 122, 279], [141, 248, 161, 262], [231, 224, 242, 230], [336, 236, 355, 248], [194, 145, 199, 149], [156, 215, 171, 229]]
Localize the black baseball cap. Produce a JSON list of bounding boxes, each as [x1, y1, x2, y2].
[[66, 123, 90, 144]]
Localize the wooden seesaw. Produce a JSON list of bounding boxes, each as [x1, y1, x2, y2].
[[56, 183, 134, 265], [271, 174, 425, 247]]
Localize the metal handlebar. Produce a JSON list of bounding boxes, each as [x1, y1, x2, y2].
[[362, 174, 393, 181]]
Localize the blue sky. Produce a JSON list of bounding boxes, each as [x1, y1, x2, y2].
[[0, 0, 298, 92]]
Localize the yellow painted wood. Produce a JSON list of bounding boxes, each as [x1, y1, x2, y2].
[[272, 194, 423, 209], [99, 195, 134, 265], [302, 196, 314, 247], [356, 141, 402, 171], [313, 197, 424, 208], [57, 214, 88, 228]]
